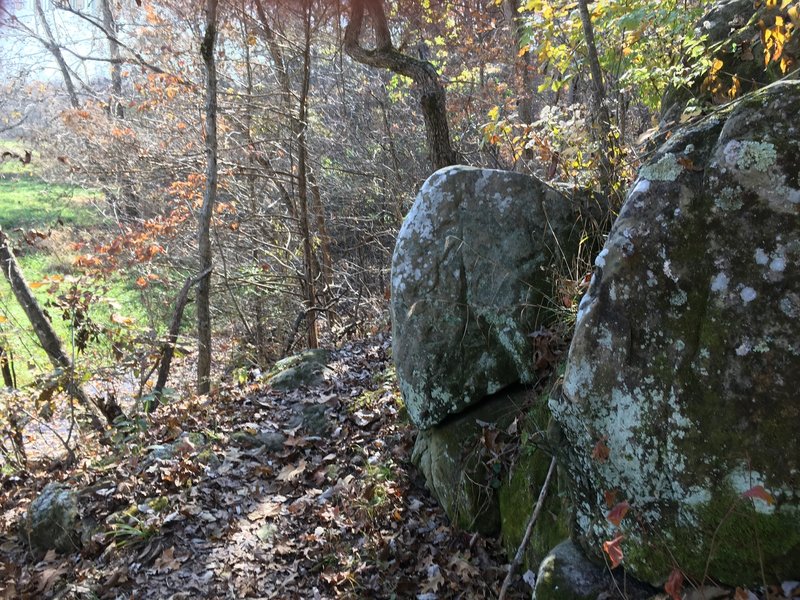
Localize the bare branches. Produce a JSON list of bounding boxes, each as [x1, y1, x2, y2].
[[344, 0, 460, 170]]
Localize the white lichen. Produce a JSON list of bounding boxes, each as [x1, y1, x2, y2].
[[723, 140, 777, 172], [740, 287, 757, 303], [710, 272, 729, 293], [639, 153, 683, 182]]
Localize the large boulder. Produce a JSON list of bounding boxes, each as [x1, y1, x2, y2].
[[550, 81, 800, 586], [392, 166, 577, 429]]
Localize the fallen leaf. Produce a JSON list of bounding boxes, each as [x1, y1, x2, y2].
[[592, 437, 610, 462], [606, 501, 630, 527], [665, 568, 684, 600], [153, 546, 182, 573], [276, 459, 307, 482], [741, 485, 775, 505], [602, 535, 624, 569], [248, 501, 281, 521]]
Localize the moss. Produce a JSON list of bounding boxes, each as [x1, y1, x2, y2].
[[499, 390, 571, 570]]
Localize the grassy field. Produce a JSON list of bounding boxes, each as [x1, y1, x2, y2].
[[0, 164, 153, 386]]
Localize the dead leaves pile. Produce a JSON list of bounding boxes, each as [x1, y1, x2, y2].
[[0, 335, 522, 599]]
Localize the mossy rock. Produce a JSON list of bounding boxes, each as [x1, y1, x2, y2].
[[267, 349, 332, 391], [391, 166, 580, 429], [499, 443, 570, 570], [551, 82, 800, 586], [533, 540, 655, 600], [20, 483, 80, 556], [412, 387, 533, 534]]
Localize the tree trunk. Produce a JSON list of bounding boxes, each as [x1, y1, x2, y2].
[[197, 0, 219, 395], [577, 0, 617, 204], [33, 0, 80, 109], [298, 0, 318, 349], [100, 0, 123, 118], [149, 268, 211, 411], [0, 228, 102, 427], [344, 0, 460, 171]]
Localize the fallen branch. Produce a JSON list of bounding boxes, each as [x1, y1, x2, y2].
[[498, 455, 558, 600], [146, 267, 212, 412]]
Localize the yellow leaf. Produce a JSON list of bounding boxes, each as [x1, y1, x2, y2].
[[110, 313, 134, 326], [29, 281, 46, 289], [767, 0, 778, 7], [0, 315, 7, 323], [728, 75, 741, 99]]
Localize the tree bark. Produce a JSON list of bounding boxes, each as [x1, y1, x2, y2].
[[0, 228, 101, 427], [149, 268, 211, 411], [344, 0, 460, 171], [197, 0, 219, 395]]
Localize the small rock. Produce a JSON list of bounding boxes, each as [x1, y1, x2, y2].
[[20, 483, 80, 556]]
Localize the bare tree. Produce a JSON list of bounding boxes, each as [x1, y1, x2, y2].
[[344, 0, 460, 171], [197, 0, 219, 395]]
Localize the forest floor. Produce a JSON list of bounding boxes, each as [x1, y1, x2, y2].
[[0, 335, 533, 599]]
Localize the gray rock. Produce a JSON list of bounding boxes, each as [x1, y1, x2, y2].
[[20, 483, 80, 555], [533, 540, 611, 600], [392, 166, 578, 429], [267, 349, 332, 391], [533, 540, 654, 600], [411, 387, 535, 535], [230, 430, 286, 451], [551, 82, 800, 586]]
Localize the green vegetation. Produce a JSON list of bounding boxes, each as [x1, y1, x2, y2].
[[0, 175, 152, 385]]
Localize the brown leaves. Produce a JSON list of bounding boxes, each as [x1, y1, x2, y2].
[[276, 459, 307, 482], [592, 436, 610, 462]]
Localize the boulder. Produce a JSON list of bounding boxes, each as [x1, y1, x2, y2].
[[533, 539, 654, 600], [411, 388, 524, 534], [20, 483, 80, 555], [392, 166, 577, 429], [267, 349, 332, 391], [550, 81, 800, 586]]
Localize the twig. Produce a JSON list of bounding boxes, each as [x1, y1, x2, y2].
[[498, 455, 558, 600]]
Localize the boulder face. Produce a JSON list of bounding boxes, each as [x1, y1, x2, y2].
[[550, 81, 800, 586], [392, 166, 577, 429]]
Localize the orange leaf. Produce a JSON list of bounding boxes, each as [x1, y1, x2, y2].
[[665, 568, 684, 600], [741, 485, 775, 505], [135, 276, 148, 288], [592, 437, 610, 463], [602, 535, 624, 568], [603, 489, 619, 508], [606, 501, 630, 526]]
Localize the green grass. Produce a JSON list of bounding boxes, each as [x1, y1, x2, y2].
[[0, 176, 156, 386], [0, 177, 99, 230]]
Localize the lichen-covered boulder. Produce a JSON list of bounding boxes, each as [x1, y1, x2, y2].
[[267, 349, 332, 391], [20, 483, 80, 556], [550, 81, 800, 586], [392, 166, 577, 429]]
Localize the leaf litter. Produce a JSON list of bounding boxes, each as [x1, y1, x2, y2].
[[0, 335, 523, 599]]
